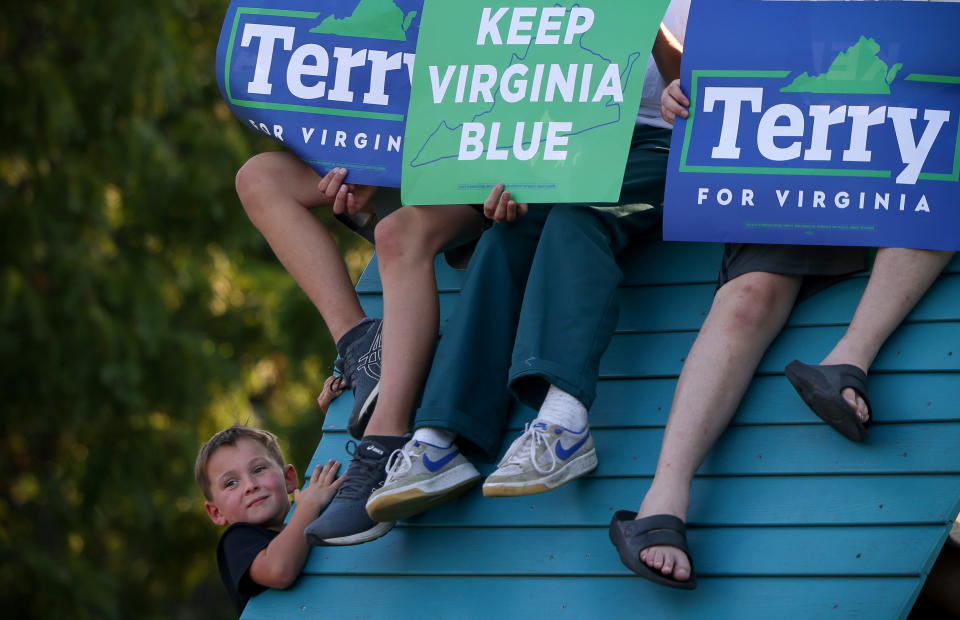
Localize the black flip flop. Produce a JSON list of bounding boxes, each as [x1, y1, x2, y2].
[[784, 360, 872, 442], [609, 510, 697, 590]]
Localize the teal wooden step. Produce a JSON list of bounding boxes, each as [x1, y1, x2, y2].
[[245, 576, 924, 619], [355, 273, 960, 334], [244, 242, 960, 620], [294, 525, 945, 576]]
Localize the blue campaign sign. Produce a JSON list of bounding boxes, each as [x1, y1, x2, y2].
[[215, 0, 422, 187], [664, 0, 960, 251]]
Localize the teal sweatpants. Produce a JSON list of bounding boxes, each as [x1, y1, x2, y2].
[[414, 126, 672, 460]]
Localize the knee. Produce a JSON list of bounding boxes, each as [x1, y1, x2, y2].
[[715, 273, 792, 333], [373, 208, 438, 266], [545, 203, 594, 228], [474, 219, 522, 259], [235, 152, 286, 219], [542, 204, 607, 246]]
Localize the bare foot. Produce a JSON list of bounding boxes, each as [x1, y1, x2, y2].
[[818, 355, 871, 425], [841, 387, 870, 424], [638, 540, 691, 582], [635, 497, 692, 582]]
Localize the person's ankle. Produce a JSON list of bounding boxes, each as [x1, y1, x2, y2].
[[819, 355, 869, 373], [412, 427, 456, 448], [334, 317, 374, 355], [537, 384, 588, 431], [637, 485, 689, 520], [819, 343, 872, 372]]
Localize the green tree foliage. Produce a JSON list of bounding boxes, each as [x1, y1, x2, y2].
[[0, 2, 370, 617]]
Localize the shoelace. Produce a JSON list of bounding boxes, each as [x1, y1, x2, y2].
[[340, 350, 360, 391], [499, 423, 559, 475], [382, 445, 415, 484], [335, 440, 388, 501]]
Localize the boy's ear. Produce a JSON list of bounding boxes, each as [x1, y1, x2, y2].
[[283, 464, 298, 494], [205, 501, 228, 527]]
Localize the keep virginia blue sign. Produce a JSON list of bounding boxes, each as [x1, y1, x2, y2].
[[215, 0, 422, 186], [664, 0, 960, 251]]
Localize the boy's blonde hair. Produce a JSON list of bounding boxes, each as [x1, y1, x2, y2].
[[195, 424, 285, 500]]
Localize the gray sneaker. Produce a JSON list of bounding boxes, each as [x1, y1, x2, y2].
[[482, 420, 597, 497], [336, 318, 382, 439], [366, 439, 481, 522], [304, 435, 402, 546]]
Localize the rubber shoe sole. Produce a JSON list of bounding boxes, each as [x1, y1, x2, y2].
[[482, 450, 598, 498], [367, 464, 481, 522], [312, 520, 395, 546]]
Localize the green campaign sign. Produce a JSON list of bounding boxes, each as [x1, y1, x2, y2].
[[401, 0, 669, 205]]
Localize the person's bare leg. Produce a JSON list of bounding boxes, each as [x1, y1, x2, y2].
[[635, 272, 802, 581], [820, 248, 954, 422], [363, 205, 484, 437], [235, 152, 365, 343]]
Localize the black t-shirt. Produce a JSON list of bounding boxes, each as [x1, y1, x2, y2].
[[216, 522, 279, 615]]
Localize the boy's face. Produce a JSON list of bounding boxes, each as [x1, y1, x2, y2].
[[204, 438, 297, 529]]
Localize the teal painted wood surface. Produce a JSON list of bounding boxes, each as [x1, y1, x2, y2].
[[244, 576, 922, 620], [327, 373, 960, 432], [357, 272, 960, 341], [392, 476, 960, 527], [245, 241, 960, 620], [316, 424, 960, 476], [298, 525, 946, 576], [355, 245, 960, 292], [600, 324, 960, 377]]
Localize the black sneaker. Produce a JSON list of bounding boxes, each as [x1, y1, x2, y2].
[[336, 318, 382, 439], [304, 435, 404, 546]]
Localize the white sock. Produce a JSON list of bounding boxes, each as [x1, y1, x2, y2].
[[412, 426, 456, 448], [536, 384, 588, 431]]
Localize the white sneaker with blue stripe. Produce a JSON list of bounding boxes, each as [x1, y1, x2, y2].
[[482, 421, 597, 497], [366, 439, 481, 522]]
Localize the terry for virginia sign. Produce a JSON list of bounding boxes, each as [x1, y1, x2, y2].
[[664, 0, 960, 251], [215, 0, 422, 186]]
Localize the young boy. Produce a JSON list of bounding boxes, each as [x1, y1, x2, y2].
[[196, 425, 341, 615]]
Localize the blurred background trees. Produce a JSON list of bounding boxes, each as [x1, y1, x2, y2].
[[0, 2, 370, 617]]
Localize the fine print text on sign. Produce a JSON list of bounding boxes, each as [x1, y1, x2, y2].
[[402, 0, 669, 205], [664, 0, 960, 251], [216, 0, 423, 186]]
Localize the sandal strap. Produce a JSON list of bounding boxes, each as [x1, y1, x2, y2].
[[621, 514, 690, 555], [634, 528, 689, 554], [623, 513, 686, 536]]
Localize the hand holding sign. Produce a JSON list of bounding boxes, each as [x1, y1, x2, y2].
[[483, 184, 529, 223], [660, 79, 689, 125], [316, 168, 379, 215]]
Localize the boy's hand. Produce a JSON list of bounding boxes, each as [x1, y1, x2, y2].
[[248, 459, 342, 589], [316, 375, 344, 413], [660, 79, 690, 125], [317, 168, 378, 216], [484, 184, 528, 223], [293, 460, 343, 517]]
